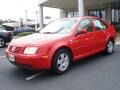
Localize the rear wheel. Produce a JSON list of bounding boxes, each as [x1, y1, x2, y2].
[[52, 49, 72, 74], [0, 37, 5, 48], [104, 40, 114, 55]]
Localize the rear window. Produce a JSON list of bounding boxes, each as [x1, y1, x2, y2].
[[92, 19, 107, 30]]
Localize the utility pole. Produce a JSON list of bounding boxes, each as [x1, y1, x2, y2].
[[39, 5, 44, 29], [35, 11, 38, 30], [25, 10, 28, 26], [99, 0, 103, 18]]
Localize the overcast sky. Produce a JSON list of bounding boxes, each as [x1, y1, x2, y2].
[[0, 0, 60, 22]]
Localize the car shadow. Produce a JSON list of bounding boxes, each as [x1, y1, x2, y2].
[[8, 67, 40, 79]]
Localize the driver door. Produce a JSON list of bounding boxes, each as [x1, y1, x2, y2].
[[73, 18, 96, 59]]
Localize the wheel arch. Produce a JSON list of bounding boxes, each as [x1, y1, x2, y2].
[[52, 46, 73, 60], [108, 37, 115, 44], [50, 45, 73, 74], [50, 45, 74, 67]]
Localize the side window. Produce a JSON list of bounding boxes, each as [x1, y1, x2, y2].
[[78, 19, 93, 32], [93, 19, 107, 30]]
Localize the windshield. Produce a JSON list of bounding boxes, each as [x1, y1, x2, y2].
[[40, 19, 78, 34]]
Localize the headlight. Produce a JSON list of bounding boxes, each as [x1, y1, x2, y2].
[[24, 47, 38, 55]]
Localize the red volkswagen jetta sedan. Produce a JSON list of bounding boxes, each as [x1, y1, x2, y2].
[[5, 16, 116, 74]]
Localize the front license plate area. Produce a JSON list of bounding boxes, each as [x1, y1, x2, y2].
[[8, 54, 15, 62]]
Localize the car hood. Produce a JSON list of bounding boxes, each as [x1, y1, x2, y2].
[[11, 33, 68, 46]]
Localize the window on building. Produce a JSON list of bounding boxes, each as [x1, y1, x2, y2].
[[67, 11, 79, 18], [88, 9, 105, 20], [68, 12, 74, 18], [112, 9, 115, 22], [111, 0, 120, 25], [74, 12, 79, 17]]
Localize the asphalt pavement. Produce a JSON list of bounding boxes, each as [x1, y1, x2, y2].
[[0, 44, 120, 90]]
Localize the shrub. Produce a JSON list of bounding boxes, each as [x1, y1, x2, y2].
[[115, 25, 120, 33]]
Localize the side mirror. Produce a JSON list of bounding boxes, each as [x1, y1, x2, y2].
[[77, 29, 87, 35]]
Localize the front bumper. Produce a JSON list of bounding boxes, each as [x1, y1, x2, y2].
[[5, 50, 51, 70]]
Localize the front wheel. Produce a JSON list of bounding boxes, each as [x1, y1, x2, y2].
[[104, 40, 114, 55], [52, 49, 72, 74]]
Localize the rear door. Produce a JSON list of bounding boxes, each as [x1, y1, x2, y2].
[[92, 18, 108, 51]]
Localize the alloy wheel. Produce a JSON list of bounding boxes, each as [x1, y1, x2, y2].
[[57, 53, 69, 72], [107, 41, 114, 54]]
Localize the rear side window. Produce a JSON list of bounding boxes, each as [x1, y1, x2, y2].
[[78, 19, 93, 32], [92, 19, 107, 30]]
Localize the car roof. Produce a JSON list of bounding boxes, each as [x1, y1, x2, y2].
[[61, 16, 101, 20]]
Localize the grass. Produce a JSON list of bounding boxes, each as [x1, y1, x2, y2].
[[16, 32, 34, 37]]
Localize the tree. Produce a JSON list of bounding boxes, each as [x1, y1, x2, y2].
[[0, 19, 4, 25]]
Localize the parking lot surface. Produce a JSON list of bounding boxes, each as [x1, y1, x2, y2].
[[0, 45, 120, 90]]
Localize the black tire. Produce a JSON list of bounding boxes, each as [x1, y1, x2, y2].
[[0, 37, 5, 48], [52, 49, 72, 75], [104, 40, 114, 55]]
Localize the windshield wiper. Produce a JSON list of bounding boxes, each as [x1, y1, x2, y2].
[[43, 32, 53, 34]]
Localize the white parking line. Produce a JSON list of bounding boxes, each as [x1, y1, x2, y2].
[[116, 42, 120, 45], [0, 56, 5, 59], [25, 72, 44, 81]]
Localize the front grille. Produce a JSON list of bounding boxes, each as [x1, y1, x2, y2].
[[9, 45, 22, 53]]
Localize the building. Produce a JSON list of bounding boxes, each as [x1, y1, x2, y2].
[[38, 0, 120, 29]]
